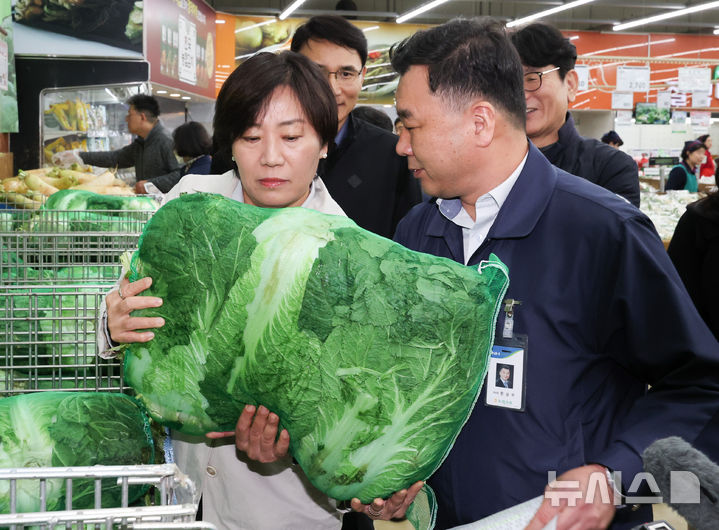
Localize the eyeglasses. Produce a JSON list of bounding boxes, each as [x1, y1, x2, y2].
[[523, 67, 560, 92], [318, 67, 361, 86]]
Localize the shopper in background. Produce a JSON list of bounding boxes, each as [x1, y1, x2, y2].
[[383, 17, 719, 529], [666, 139, 705, 192], [135, 121, 213, 194], [291, 15, 422, 239], [697, 134, 715, 178], [351, 105, 394, 132], [100, 51, 353, 530], [668, 179, 719, 340], [510, 23, 640, 207], [600, 130, 623, 149], [394, 116, 404, 136], [54, 94, 180, 182]]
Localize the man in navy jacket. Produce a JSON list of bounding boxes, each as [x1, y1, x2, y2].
[[510, 23, 640, 208], [384, 18, 719, 530]]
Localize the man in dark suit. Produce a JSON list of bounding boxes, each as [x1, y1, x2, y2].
[[496, 365, 512, 389]]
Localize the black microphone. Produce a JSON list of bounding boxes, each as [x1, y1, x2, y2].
[[643, 436, 719, 529]]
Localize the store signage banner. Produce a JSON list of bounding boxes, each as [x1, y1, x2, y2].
[[145, 0, 215, 99], [616, 66, 650, 93], [678, 67, 711, 92], [575, 64, 589, 91], [0, 0, 18, 133], [611, 91, 633, 110], [12, 0, 143, 54], [215, 15, 428, 102]]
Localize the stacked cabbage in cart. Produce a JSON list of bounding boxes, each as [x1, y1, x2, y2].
[[1, 190, 159, 393], [125, 193, 509, 504]]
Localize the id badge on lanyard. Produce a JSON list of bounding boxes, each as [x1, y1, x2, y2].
[[485, 298, 528, 412]]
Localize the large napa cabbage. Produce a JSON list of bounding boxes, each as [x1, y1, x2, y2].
[[125, 193, 508, 503]]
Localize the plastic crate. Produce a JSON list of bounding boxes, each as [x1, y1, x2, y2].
[[0, 284, 124, 394], [0, 464, 216, 529], [0, 208, 152, 285]]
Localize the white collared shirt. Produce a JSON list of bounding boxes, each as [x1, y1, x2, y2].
[[436, 153, 528, 264]]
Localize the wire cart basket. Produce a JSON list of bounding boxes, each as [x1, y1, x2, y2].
[[0, 464, 215, 529], [0, 207, 154, 395]]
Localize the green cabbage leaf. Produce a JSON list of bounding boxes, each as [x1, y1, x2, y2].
[[0, 392, 154, 512], [126, 193, 508, 502]]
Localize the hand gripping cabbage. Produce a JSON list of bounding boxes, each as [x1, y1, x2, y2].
[[125, 193, 509, 502]]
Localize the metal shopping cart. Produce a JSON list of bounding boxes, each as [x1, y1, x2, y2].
[[1, 206, 154, 394], [0, 464, 215, 529]]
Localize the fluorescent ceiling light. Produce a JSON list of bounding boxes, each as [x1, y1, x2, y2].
[[568, 35, 580, 40], [506, 0, 595, 28], [396, 0, 451, 24], [181, 96, 191, 100], [155, 90, 168, 94], [363, 25, 380, 32], [613, 1, 719, 31], [279, 0, 306, 20], [235, 19, 276, 33], [714, 27, 719, 35], [215, 19, 226, 24], [170, 93, 181, 98], [584, 37, 675, 56]]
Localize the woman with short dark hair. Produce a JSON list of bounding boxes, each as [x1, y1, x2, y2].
[[101, 51, 347, 529], [666, 140, 706, 192]]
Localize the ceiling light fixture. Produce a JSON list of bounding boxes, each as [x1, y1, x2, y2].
[[396, 0, 451, 24], [584, 37, 675, 56], [714, 26, 719, 35], [363, 25, 380, 32], [279, 0, 306, 21], [235, 19, 276, 33], [506, 0, 595, 28], [215, 19, 226, 24], [613, 1, 719, 31]]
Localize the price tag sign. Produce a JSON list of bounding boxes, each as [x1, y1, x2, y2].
[[657, 91, 671, 109], [615, 110, 633, 125], [611, 91, 633, 110], [178, 14, 197, 85], [691, 110, 711, 130], [575, 64, 589, 91], [616, 66, 650, 93], [692, 90, 711, 108], [678, 67, 711, 92]]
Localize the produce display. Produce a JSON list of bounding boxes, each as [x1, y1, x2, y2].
[[639, 188, 700, 241], [44, 100, 90, 132], [1, 167, 136, 209], [0, 392, 154, 513], [125, 193, 509, 502]]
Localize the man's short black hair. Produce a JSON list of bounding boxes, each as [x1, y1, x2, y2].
[[127, 94, 160, 120], [510, 23, 577, 80], [390, 17, 526, 130], [352, 106, 393, 132], [173, 121, 212, 158], [600, 130, 623, 147], [290, 15, 368, 67], [213, 51, 337, 164]]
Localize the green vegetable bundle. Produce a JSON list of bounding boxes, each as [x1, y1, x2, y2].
[[0, 392, 154, 513], [126, 193, 509, 502]]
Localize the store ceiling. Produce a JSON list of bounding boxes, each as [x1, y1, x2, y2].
[[207, 1, 719, 35]]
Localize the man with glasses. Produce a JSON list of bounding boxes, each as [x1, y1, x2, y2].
[[291, 15, 421, 239], [511, 23, 640, 207]]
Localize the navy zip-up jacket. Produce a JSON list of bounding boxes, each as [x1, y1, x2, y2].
[[394, 143, 719, 529]]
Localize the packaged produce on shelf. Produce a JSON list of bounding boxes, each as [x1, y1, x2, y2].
[[43, 136, 87, 163], [1, 167, 136, 209], [44, 99, 91, 132]]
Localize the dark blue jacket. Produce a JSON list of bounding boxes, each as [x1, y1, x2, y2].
[[394, 143, 719, 529], [541, 113, 640, 207]]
